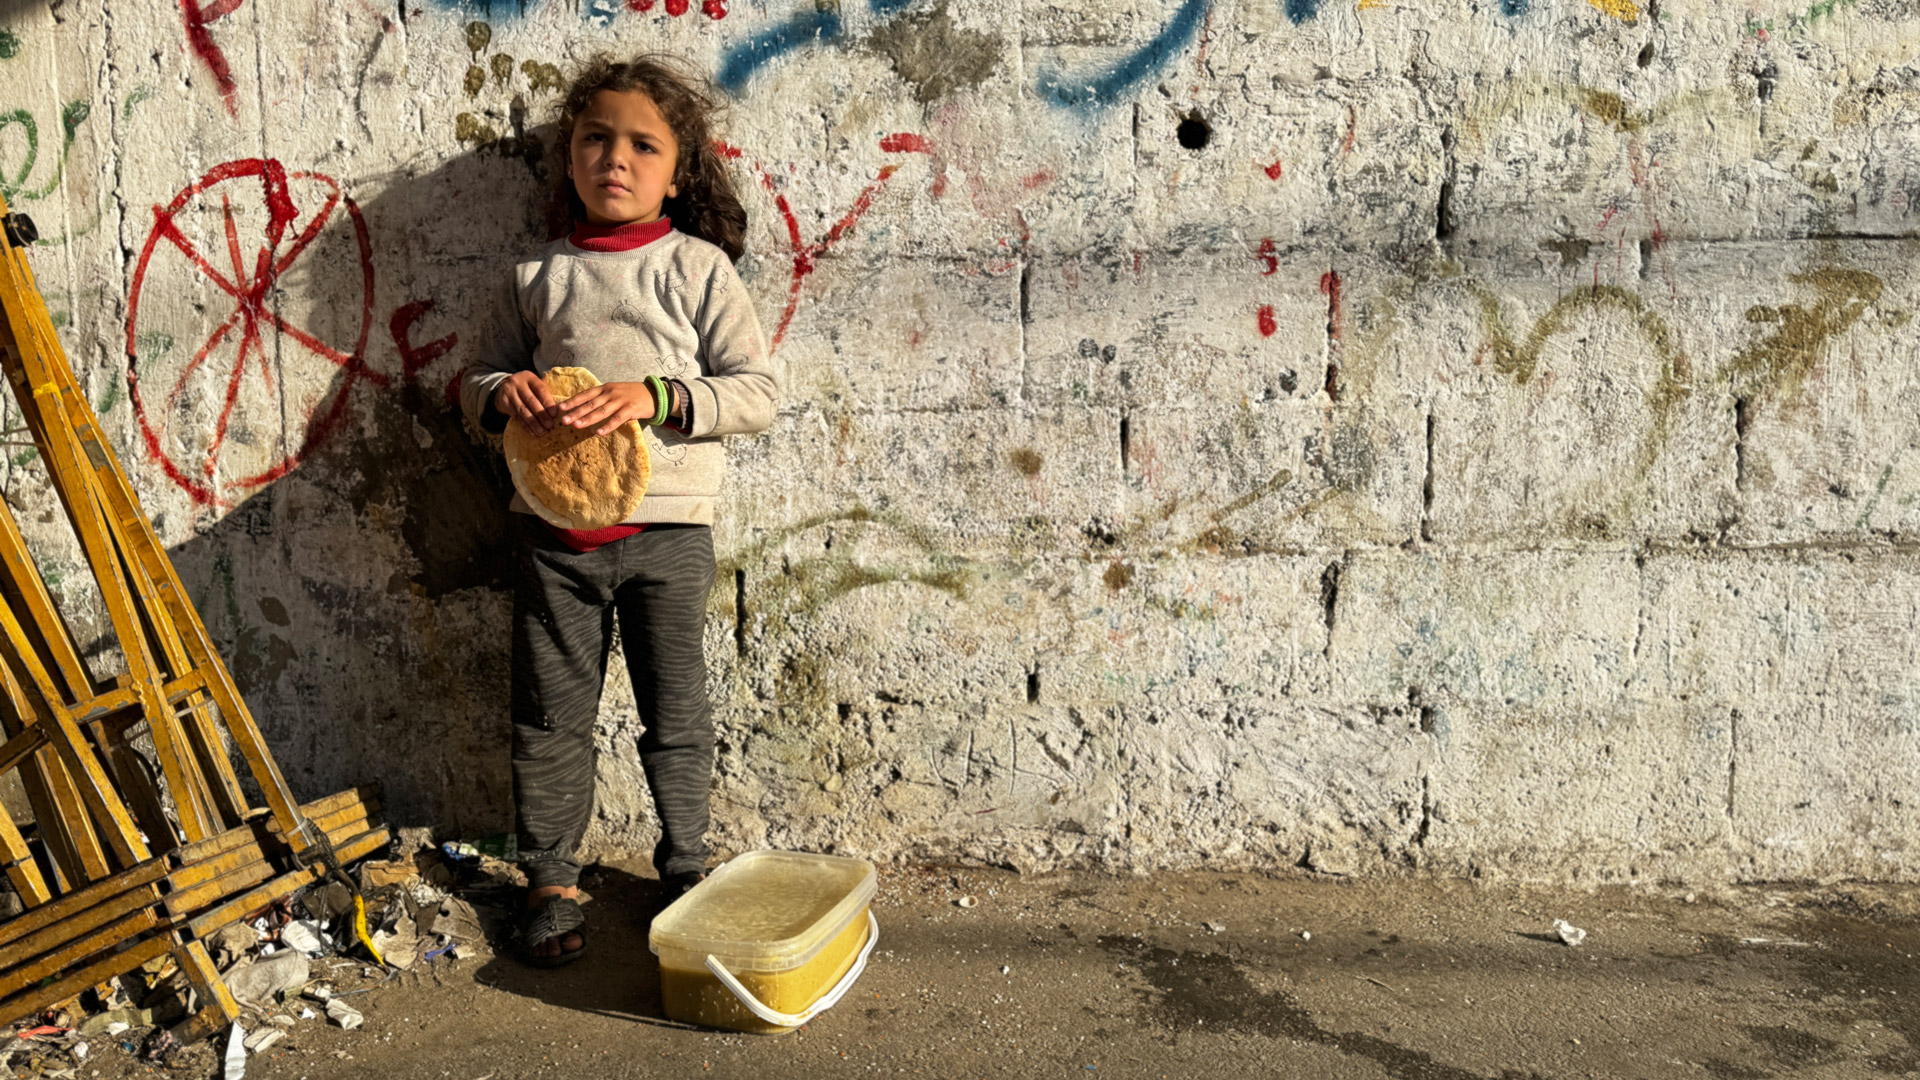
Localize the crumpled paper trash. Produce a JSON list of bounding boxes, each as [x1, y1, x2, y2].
[[1553, 919, 1587, 947], [325, 999, 364, 1031]]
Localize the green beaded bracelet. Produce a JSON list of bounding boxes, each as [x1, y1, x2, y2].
[[645, 375, 670, 427]]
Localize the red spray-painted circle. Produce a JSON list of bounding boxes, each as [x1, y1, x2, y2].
[[126, 158, 382, 507]]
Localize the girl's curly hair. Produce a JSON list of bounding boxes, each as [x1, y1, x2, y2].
[[548, 54, 746, 262]]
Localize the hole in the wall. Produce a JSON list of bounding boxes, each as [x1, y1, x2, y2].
[[1636, 42, 1654, 68], [1027, 668, 1040, 704], [1176, 111, 1212, 151]]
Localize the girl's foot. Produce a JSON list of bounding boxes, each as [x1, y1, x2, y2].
[[524, 885, 586, 965], [663, 870, 706, 899]]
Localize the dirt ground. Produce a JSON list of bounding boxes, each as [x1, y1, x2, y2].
[[64, 863, 1920, 1080]]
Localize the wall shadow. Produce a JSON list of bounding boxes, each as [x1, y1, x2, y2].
[[472, 863, 685, 1020], [155, 135, 557, 837]]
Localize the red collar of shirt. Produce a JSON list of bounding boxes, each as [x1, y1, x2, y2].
[[569, 216, 672, 252]]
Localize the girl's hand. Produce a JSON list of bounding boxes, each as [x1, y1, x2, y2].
[[495, 370, 561, 437], [554, 381, 658, 437]]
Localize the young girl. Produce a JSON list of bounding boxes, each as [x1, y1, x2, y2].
[[457, 55, 776, 967]]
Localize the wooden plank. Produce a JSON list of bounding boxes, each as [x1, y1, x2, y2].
[[172, 938, 238, 1023], [0, 933, 169, 1029], [37, 749, 108, 883], [0, 479, 94, 704], [0, 724, 44, 776], [0, 592, 149, 870], [160, 858, 277, 920], [0, 805, 48, 908], [263, 786, 385, 843], [0, 881, 157, 970], [178, 695, 246, 830], [0, 907, 156, 999], [186, 827, 390, 939], [0, 858, 166, 950], [164, 802, 382, 915], [175, 785, 380, 865]]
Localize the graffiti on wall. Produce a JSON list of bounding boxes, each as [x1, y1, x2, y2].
[[180, 0, 245, 117], [124, 159, 456, 507]]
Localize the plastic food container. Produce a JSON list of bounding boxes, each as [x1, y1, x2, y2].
[[649, 850, 878, 1033]]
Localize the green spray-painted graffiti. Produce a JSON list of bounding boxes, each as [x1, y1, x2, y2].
[[0, 99, 89, 201]]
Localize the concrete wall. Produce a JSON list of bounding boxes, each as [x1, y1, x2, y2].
[[0, 0, 1912, 883]]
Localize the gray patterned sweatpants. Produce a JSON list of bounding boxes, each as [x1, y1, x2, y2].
[[510, 514, 716, 889]]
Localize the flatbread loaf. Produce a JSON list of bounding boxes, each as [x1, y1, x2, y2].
[[503, 366, 650, 530]]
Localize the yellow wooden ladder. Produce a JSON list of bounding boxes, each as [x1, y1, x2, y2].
[[0, 195, 388, 1038]]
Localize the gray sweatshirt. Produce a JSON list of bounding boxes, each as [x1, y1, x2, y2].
[[458, 230, 778, 527]]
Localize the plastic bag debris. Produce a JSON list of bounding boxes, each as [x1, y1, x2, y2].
[[1553, 919, 1587, 947], [243, 1028, 285, 1053], [325, 1000, 364, 1031], [222, 1023, 246, 1080], [280, 920, 331, 957], [223, 953, 310, 1009]]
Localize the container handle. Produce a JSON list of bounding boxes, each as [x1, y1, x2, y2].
[[704, 910, 879, 1029]]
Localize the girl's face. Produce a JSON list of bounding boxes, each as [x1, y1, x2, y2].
[[568, 89, 679, 226]]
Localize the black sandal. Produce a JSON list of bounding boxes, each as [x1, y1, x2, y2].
[[522, 894, 587, 968]]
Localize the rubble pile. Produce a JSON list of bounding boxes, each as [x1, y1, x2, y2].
[[0, 832, 521, 1076]]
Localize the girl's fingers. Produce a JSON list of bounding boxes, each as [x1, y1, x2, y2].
[[568, 399, 625, 428], [555, 385, 609, 415]]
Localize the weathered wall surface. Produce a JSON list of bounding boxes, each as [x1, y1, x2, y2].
[[0, 0, 1912, 883]]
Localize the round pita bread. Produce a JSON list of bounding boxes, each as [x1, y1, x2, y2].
[[503, 367, 651, 530]]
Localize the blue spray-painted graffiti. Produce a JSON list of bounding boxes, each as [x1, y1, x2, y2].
[[1033, 0, 1210, 110], [716, 8, 843, 93], [1284, 0, 1318, 23], [1502, 0, 1529, 14]]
